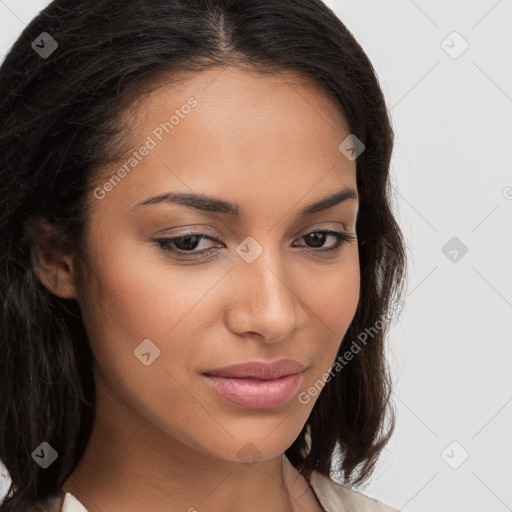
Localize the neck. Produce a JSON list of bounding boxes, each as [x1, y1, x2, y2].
[[61, 372, 319, 512]]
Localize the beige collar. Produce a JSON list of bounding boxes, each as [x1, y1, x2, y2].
[[282, 453, 326, 512]]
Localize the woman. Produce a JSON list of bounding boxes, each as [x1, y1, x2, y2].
[[0, 0, 407, 510]]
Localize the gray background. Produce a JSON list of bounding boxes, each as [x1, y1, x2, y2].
[[1, 1, 511, 511]]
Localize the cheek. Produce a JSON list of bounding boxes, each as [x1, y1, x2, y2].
[[300, 251, 360, 374], [303, 248, 360, 327], [80, 232, 221, 343], [76, 240, 225, 449], [76, 233, 232, 393], [319, 259, 360, 328]]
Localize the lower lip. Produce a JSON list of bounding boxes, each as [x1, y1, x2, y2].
[[203, 372, 304, 409]]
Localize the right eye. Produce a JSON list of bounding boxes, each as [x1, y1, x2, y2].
[[153, 232, 222, 257]]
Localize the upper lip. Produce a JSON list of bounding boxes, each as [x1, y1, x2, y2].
[[203, 359, 306, 380]]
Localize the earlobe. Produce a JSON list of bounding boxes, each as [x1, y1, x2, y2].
[[34, 250, 77, 299]]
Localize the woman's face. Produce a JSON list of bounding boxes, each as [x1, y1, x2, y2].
[[74, 66, 360, 462]]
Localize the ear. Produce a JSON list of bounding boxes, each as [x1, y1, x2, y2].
[[30, 220, 78, 300]]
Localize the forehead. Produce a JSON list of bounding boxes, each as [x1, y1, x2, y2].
[[90, 66, 356, 219]]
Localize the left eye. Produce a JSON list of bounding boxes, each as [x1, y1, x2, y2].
[[294, 230, 356, 252], [153, 229, 356, 258]]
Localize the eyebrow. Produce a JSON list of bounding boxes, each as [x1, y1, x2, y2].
[[133, 186, 358, 218]]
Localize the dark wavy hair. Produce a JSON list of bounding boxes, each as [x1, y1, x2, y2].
[[0, 0, 407, 509]]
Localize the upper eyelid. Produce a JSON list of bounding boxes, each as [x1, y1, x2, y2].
[[161, 225, 352, 239]]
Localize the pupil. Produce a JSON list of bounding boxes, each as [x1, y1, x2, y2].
[[175, 235, 200, 251], [307, 232, 325, 248]]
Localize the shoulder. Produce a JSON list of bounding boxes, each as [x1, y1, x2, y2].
[[29, 492, 88, 512], [60, 492, 88, 511], [309, 470, 400, 512]]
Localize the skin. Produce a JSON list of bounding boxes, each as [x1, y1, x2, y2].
[[36, 66, 360, 512]]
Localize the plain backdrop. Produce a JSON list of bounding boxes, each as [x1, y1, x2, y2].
[[0, 1, 511, 511]]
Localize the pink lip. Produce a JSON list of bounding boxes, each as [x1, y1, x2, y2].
[[203, 359, 306, 379], [202, 359, 306, 409]]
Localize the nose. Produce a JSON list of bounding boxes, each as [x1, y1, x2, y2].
[[225, 246, 301, 344]]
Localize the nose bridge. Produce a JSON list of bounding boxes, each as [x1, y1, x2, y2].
[[229, 238, 298, 341], [248, 245, 289, 305]]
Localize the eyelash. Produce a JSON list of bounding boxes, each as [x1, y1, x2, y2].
[[153, 229, 356, 259]]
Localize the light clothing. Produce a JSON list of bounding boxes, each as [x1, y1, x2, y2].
[[308, 468, 399, 511]]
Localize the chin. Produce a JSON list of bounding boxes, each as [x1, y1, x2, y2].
[[193, 417, 306, 465]]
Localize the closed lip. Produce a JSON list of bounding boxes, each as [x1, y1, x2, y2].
[[202, 359, 307, 380]]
